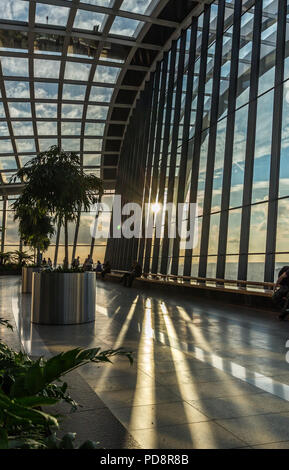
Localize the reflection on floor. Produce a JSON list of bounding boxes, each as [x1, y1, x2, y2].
[[3, 275, 289, 448]]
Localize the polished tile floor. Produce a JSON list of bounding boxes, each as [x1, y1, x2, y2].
[[3, 275, 289, 448]]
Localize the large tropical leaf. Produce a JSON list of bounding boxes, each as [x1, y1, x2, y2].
[[9, 347, 132, 398]]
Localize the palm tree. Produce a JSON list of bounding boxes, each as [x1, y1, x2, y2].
[[12, 146, 103, 269], [0, 251, 13, 266], [11, 250, 34, 267], [12, 204, 55, 266]]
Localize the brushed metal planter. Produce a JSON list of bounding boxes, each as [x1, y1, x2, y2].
[[22, 266, 42, 293], [31, 272, 96, 325]]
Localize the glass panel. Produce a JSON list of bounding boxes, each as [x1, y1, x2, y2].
[[258, 0, 278, 95], [226, 208, 242, 254], [0, 1, 29, 21], [212, 118, 226, 212], [0, 140, 13, 153], [251, 89, 274, 203], [83, 154, 101, 165], [1, 57, 28, 76], [73, 9, 105, 31], [276, 198, 289, 253], [86, 105, 108, 119], [248, 202, 268, 253], [12, 121, 34, 136], [62, 84, 86, 100], [225, 255, 239, 280], [34, 59, 60, 79], [218, 26, 233, 119], [247, 254, 265, 281], [5, 211, 19, 243], [33, 32, 63, 56], [15, 139, 36, 152], [0, 122, 10, 136], [120, 0, 154, 14], [207, 256, 217, 278], [280, 79, 289, 197], [208, 213, 220, 255], [5, 80, 30, 98], [62, 104, 83, 118], [37, 121, 58, 135], [84, 139, 102, 151], [34, 82, 58, 99], [35, 3, 70, 27], [229, 104, 248, 208], [85, 122, 105, 135], [0, 103, 5, 117], [94, 65, 120, 83], [35, 103, 57, 118], [236, 8, 254, 109], [9, 102, 31, 118], [80, 0, 112, 5], [0, 30, 28, 53], [38, 138, 58, 152], [89, 86, 113, 102], [62, 138, 80, 152], [110, 17, 143, 37], [65, 62, 91, 81], [61, 122, 82, 135], [196, 130, 209, 216], [0, 156, 17, 169]]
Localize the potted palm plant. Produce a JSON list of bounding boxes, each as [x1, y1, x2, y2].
[[12, 146, 103, 325], [12, 204, 55, 293]]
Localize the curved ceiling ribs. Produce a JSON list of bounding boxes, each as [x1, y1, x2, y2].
[[103, 0, 212, 187], [0, 0, 212, 196]]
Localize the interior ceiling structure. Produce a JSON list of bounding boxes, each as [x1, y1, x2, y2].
[[0, 0, 212, 195]]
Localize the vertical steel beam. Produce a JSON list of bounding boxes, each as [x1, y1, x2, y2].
[[198, 0, 225, 278], [238, 0, 263, 280], [162, 32, 187, 274], [264, 0, 286, 282], [1, 197, 7, 253], [216, 0, 242, 279], [143, 62, 163, 272], [183, 4, 211, 277], [171, 19, 198, 274], [152, 44, 177, 274]]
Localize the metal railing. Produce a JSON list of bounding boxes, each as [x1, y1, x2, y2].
[[110, 269, 274, 295]]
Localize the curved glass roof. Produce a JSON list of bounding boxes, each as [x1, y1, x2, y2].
[[0, 0, 210, 193]]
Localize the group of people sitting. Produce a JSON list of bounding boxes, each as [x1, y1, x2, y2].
[[70, 255, 142, 287], [41, 257, 53, 268], [71, 254, 112, 278]]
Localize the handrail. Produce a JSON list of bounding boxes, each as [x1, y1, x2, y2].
[[111, 269, 274, 291]]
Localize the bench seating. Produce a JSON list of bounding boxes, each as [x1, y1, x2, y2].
[[105, 270, 274, 309]]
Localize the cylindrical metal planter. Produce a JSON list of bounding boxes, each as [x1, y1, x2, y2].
[[22, 266, 42, 293], [31, 272, 96, 325]]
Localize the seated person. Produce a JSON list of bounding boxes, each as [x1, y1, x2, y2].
[[121, 261, 142, 288], [83, 254, 93, 271], [272, 265, 289, 320], [96, 260, 102, 273], [101, 260, 111, 279]]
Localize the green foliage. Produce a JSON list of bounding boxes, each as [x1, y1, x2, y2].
[[0, 251, 13, 265], [12, 204, 54, 264], [0, 263, 22, 275], [10, 250, 34, 266], [43, 432, 100, 449], [11, 146, 103, 268], [0, 318, 13, 331], [12, 146, 103, 221], [44, 266, 84, 274], [0, 331, 133, 449], [5, 432, 100, 450]]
